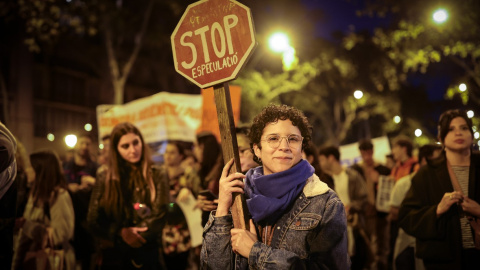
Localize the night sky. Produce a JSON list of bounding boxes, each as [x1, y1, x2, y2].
[[301, 0, 390, 40], [299, 0, 471, 139], [302, 0, 456, 103]]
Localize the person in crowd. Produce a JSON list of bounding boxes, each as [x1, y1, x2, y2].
[[303, 141, 333, 187], [390, 136, 419, 181], [319, 145, 368, 269], [236, 126, 259, 174], [161, 141, 201, 270], [399, 109, 480, 270], [13, 141, 35, 220], [385, 154, 396, 170], [351, 139, 391, 270], [87, 122, 169, 269], [13, 140, 35, 246], [12, 149, 76, 270], [194, 131, 223, 226], [388, 136, 419, 268], [201, 104, 349, 269], [97, 134, 111, 174], [0, 122, 17, 269], [197, 127, 259, 227], [194, 132, 223, 195], [63, 133, 99, 269], [390, 144, 442, 270], [64, 133, 98, 191]]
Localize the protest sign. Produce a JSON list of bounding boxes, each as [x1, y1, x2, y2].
[[96, 92, 203, 143]]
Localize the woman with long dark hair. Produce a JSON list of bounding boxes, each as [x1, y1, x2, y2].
[[87, 122, 169, 269], [399, 109, 480, 270], [12, 150, 76, 270], [195, 132, 223, 195]]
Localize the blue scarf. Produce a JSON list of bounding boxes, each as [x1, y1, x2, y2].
[[244, 160, 314, 223]]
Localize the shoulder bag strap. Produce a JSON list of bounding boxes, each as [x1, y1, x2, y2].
[[446, 160, 463, 195], [448, 160, 480, 249]]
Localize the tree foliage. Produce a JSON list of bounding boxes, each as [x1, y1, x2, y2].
[[2, 0, 191, 104], [236, 31, 404, 145], [355, 0, 480, 105]]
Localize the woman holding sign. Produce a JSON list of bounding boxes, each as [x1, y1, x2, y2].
[[200, 104, 349, 269]]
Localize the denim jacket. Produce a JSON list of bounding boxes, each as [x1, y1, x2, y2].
[[201, 174, 350, 269]]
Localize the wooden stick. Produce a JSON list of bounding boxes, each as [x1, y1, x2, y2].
[[213, 82, 250, 229]]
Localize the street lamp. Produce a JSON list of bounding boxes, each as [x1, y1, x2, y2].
[[268, 32, 297, 71], [433, 8, 448, 24], [84, 123, 92, 132], [415, 129, 422, 137], [467, 110, 474, 118], [459, 83, 467, 92], [268, 32, 290, 53], [393, 115, 401, 124], [353, 90, 363, 99], [65, 134, 77, 148]]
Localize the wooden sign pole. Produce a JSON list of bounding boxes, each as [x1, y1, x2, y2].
[[213, 82, 250, 229]]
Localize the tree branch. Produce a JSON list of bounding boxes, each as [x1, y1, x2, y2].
[[105, 28, 120, 82], [121, 0, 154, 81], [449, 55, 480, 104], [336, 99, 357, 144]]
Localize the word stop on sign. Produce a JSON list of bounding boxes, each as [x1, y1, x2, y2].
[[180, 14, 238, 69]]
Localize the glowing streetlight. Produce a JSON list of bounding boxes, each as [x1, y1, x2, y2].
[[65, 134, 77, 148], [393, 115, 401, 124], [433, 9, 448, 24], [84, 123, 92, 132], [459, 83, 467, 92], [415, 129, 422, 137], [268, 32, 297, 71], [268, 32, 290, 53], [467, 110, 474, 118], [47, 133, 55, 142], [353, 90, 363, 99], [282, 47, 296, 70]]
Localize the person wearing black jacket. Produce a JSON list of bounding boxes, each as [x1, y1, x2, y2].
[[399, 109, 480, 270]]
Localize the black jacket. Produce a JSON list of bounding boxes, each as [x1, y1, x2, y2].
[[398, 151, 480, 269]]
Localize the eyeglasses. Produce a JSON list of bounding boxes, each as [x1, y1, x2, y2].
[[261, 134, 303, 149]]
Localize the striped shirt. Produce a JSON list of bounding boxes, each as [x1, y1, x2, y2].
[[452, 166, 475, 249]]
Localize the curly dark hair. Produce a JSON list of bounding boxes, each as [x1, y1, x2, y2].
[[248, 104, 312, 164]]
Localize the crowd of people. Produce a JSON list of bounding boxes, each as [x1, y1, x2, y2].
[[1, 106, 479, 270]]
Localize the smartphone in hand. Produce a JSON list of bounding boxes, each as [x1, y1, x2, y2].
[[199, 189, 217, 201]]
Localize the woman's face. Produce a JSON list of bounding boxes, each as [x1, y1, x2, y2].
[[117, 132, 143, 164], [253, 119, 303, 175], [443, 117, 473, 152], [164, 144, 183, 167], [237, 134, 257, 172]]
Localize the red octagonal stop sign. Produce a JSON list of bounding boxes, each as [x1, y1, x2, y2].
[[171, 0, 256, 89]]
